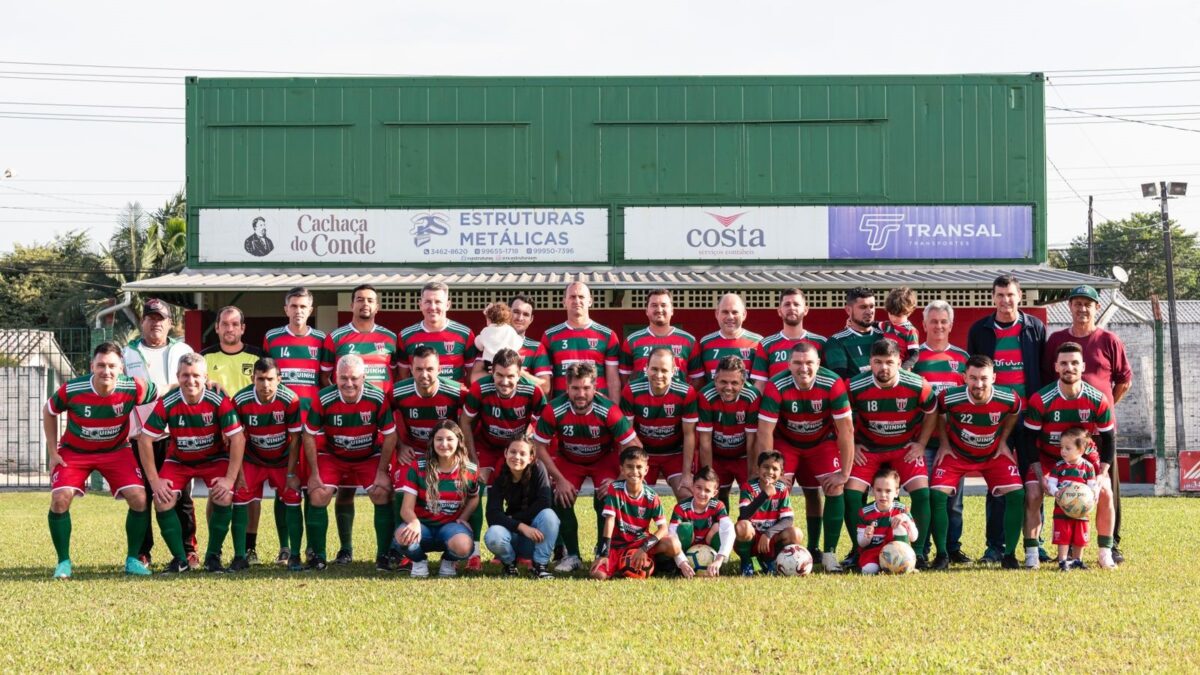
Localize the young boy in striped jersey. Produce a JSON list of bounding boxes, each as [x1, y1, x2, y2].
[[856, 467, 918, 575], [1046, 427, 1100, 571], [734, 450, 802, 576], [669, 466, 735, 577], [878, 287, 920, 370], [591, 447, 690, 579]]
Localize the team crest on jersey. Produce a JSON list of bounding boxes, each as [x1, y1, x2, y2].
[[588, 425, 600, 437], [663, 403, 675, 416], [740, 348, 752, 359], [443, 341, 455, 353], [637, 505, 646, 517], [1079, 409, 1090, 422], [308, 346, 319, 359], [812, 399, 823, 413], [896, 399, 907, 412], [514, 406, 526, 418], [375, 342, 388, 353], [735, 411, 745, 424], [113, 403, 125, 416], [989, 412, 1001, 425], [436, 405, 448, 418], [273, 410, 284, 424], [671, 345, 682, 356], [587, 338, 599, 350], [201, 411, 214, 425]]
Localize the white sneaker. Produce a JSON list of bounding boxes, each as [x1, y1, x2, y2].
[[553, 554, 582, 573], [1097, 549, 1117, 569], [1025, 549, 1040, 570], [438, 559, 458, 577], [410, 560, 430, 578], [821, 552, 843, 573]]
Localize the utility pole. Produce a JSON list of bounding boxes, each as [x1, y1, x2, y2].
[[1087, 195, 1094, 276], [1159, 181, 1187, 456]]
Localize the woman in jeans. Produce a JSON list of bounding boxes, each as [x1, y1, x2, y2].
[[484, 434, 560, 579]]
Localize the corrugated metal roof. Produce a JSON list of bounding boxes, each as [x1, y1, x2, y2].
[[1046, 288, 1200, 325], [127, 265, 1117, 294]]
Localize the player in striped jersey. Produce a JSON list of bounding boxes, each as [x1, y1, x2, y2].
[[319, 284, 397, 564], [619, 347, 699, 500], [856, 468, 919, 574], [1046, 427, 1100, 571], [757, 342, 854, 572], [825, 287, 886, 380], [533, 281, 622, 401], [751, 288, 828, 391], [592, 447, 690, 579], [668, 466, 735, 576], [845, 340, 936, 569], [231, 358, 304, 572], [878, 286, 920, 369], [136, 353, 246, 574], [931, 355, 1025, 570], [697, 356, 760, 508], [1021, 341, 1118, 569], [618, 288, 697, 386], [690, 293, 762, 383], [734, 450, 802, 575], [303, 354, 398, 571], [533, 362, 641, 572], [397, 281, 478, 383], [508, 294, 551, 394], [261, 286, 325, 566], [462, 348, 545, 484], [43, 342, 158, 579]]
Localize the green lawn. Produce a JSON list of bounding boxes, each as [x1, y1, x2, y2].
[[1, 491, 1197, 672]]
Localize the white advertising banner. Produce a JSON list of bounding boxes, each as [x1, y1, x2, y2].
[[623, 206, 830, 261], [198, 208, 609, 264]]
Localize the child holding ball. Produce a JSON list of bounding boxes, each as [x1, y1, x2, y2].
[[1046, 427, 1100, 571], [856, 467, 918, 575]]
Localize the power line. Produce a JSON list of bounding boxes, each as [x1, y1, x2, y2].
[[0, 58, 409, 77], [0, 184, 123, 210], [1048, 77, 1200, 87], [0, 113, 183, 124], [0, 69, 177, 81], [0, 100, 182, 110], [1047, 105, 1200, 133], [1046, 65, 1200, 74]]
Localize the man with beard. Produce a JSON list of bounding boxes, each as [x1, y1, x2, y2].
[[506, 294, 550, 394], [825, 287, 886, 380], [619, 288, 697, 387]]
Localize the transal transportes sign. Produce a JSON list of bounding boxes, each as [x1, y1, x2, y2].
[[623, 205, 1034, 261], [198, 208, 609, 264]]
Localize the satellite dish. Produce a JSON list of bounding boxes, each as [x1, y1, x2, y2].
[[1112, 265, 1129, 284]]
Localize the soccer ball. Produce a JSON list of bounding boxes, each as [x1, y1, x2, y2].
[[615, 548, 655, 579], [880, 541, 917, 574], [685, 544, 717, 572], [774, 544, 813, 576], [1056, 482, 1096, 520]]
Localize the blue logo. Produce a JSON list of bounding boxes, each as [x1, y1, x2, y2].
[[410, 213, 449, 247], [858, 214, 904, 252]]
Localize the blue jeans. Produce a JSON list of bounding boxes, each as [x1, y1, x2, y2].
[[925, 445, 964, 557], [401, 521, 473, 562], [484, 509, 561, 565]]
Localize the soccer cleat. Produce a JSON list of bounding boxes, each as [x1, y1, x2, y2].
[[204, 553, 228, 574], [287, 555, 303, 572], [930, 553, 950, 571], [1001, 554, 1021, 570], [532, 562, 554, 579], [275, 548, 290, 566], [305, 556, 327, 571], [53, 560, 73, 580], [137, 553, 152, 568], [1098, 549, 1117, 569], [761, 560, 777, 576], [915, 555, 930, 571], [501, 561, 520, 577], [1111, 547, 1125, 565], [390, 551, 411, 571], [163, 557, 191, 574], [375, 555, 394, 572], [1071, 559, 1089, 570], [1037, 547, 1052, 563], [1058, 560, 1072, 572], [124, 556, 152, 576], [977, 547, 1003, 565], [740, 561, 756, 577], [410, 560, 430, 578], [438, 559, 459, 577], [553, 554, 582, 573], [245, 548, 259, 565], [186, 551, 201, 569], [840, 551, 859, 570], [821, 552, 843, 573], [949, 550, 973, 565], [333, 549, 353, 565], [229, 556, 250, 572], [1024, 550, 1040, 570], [466, 554, 483, 572]]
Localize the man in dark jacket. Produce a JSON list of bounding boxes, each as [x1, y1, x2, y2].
[[966, 274, 1046, 564]]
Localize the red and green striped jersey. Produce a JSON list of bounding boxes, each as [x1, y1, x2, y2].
[[518, 335, 544, 372], [391, 377, 467, 454], [738, 479, 793, 532], [697, 382, 760, 460], [878, 320, 919, 358], [233, 384, 302, 467], [532, 393, 636, 464], [1051, 459, 1095, 486], [847, 370, 936, 452], [321, 323, 397, 396], [670, 498, 729, 542], [463, 373, 544, 449], [912, 343, 969, 395], [1025, 382, 1114, 460], [46, 375, 156, 453], [262, 325, 326, 404], [825, 326, 886, 378], [691, 329, 763, 381], [304, 383, 395, 461], [858, 502, 911, 548], [619, 326, 698, 378], [534, 321, 621, 397], [142, 389, 243, 465], [938, 385, 1022, 462], [397, 319, 478, 382], [991, 318, 1027, 400], [750, 330, 828, 383], [759, 367, 851, 449], [619, 376, 699, 455], [602, 480, 665, 549], [398, 457, 480, 526]]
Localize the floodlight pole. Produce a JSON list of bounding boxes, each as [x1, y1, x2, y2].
[[1160, 181, 1187, 455]]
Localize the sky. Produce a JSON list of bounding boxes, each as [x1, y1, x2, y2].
[[2, 0, 1199, 261]]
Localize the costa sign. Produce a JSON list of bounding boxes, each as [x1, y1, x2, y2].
[[623, 207, 828, 261]]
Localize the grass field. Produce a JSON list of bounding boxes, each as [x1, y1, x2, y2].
[[2, 491, 1198, 672]]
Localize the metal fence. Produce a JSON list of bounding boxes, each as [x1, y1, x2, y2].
[[0, 328, 93, 489]]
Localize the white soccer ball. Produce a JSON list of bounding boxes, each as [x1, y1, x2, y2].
[[685, 544, 717, 571], [880, 540, 917, 574], [775, 544, 813, 576]]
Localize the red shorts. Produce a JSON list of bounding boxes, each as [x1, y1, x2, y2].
[[712, 456, 750, 490], [931, 452, 1022, 495], [745, 531, 780, 558], [858, 545, 883, 570], [779, 439, 842, 490], [1052, 516, 1089, 547], [159, 458, 230, 493], [556, 454, 620, 492], [849, 448, 927, 489], [50, 448, 143, 498], [645, 453, 684, 485], [234, 463, 301, 506], [1026, 451, 1101, 484], [474, 439, 506, 486], [317, 453, 381, 490]]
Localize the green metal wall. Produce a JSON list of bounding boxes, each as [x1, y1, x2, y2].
[[186, 74, 1046, 266]]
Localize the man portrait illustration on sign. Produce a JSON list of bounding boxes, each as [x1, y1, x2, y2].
[[244, 216, 275, 257]]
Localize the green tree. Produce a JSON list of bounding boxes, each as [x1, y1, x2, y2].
[[1050, 211, 1200, 300], [0, 232, 108, 327]]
